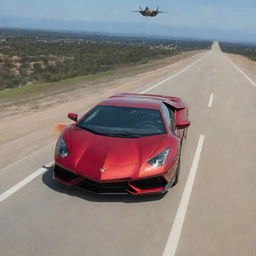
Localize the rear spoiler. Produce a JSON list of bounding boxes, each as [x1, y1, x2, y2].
[[111, 93, 186, 110]]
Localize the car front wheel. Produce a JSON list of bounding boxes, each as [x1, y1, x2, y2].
[[171, 155, 181, 187]]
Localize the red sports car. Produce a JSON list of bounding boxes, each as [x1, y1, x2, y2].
[[54, 93, 190, 195]]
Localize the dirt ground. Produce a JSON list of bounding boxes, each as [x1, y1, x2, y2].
[[225, 52, 256, 83], [0, 50, 205, 169]]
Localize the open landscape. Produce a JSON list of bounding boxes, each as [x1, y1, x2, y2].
[[0, 28, 211, 116], [0, 28, 211, 91], [1, 40, 256, 256], [1, 1, 256, 256]]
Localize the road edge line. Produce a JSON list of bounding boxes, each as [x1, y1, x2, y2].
[[141, 53, 206, 93], [162, 135, 205, 256], [224, 55, 256, 88], [0, 162, 53, 203], [208, 93, 214, 108]]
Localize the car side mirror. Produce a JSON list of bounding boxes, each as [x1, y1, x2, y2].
[[176, 120, 190, 129], [68, 112, 78, 122]]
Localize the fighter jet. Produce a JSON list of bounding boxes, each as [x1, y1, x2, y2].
[[133, 6, 167, 17]]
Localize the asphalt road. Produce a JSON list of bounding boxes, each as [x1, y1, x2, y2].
[[1, 42, 256, 256]]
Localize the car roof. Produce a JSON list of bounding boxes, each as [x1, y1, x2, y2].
[[98, 93, 184, 110]]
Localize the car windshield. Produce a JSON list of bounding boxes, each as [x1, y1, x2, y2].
[[76, 105, 166, 138]]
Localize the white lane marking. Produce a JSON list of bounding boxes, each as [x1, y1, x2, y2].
[[162, 135, 205, 256], [213, 67, 217, 73], [208, 93, 214, 108], [0, 162, 53, 203], [224, 55, 256, 88], [141, 54, 205, 93]]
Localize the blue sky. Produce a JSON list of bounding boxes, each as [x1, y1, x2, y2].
[[1, 0, 256, 41]]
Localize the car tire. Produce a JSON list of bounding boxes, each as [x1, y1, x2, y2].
[[171, 157, 180, 187], [158, 191, 168, 198]]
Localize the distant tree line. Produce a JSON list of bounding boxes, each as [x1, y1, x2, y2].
[[0, 28, 212, 91], [220, 42, 256, 62]]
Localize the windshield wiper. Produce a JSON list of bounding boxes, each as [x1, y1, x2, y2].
[[77, 125, 144, 137], [76, 125, 103, 135], [104, 133, 143, 138]]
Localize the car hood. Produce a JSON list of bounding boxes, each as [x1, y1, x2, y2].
[[60, 126, 169, 181], [69, 126, 165, 165]]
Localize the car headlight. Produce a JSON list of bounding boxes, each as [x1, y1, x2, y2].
[[57, 137, 70, 158], [148, 148, 170, 168]]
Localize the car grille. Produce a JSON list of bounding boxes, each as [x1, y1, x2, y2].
[[54, 165, 129, 194], [54, 165, 165, 194], [131, 176, 166, 190], [77, 180, 129, 194], [54, 165, 80, 181]]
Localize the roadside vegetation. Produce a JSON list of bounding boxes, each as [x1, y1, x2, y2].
[[0, 28, 212, 91], [220, 42, 256, 61]]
